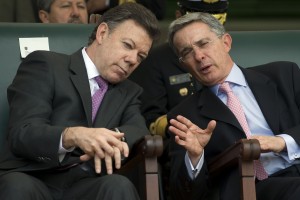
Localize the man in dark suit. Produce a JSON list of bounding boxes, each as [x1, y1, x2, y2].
[[167, 12, 300, 200], [130, 0, 229, 137], [0, 3, 160, 200], [130, 2, 228, 198]]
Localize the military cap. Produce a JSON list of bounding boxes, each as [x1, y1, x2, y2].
[[177, 0, 229, 24]]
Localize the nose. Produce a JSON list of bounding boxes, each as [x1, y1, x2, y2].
[[125, 52, 139, 66], [71, 4, 80, 16], [192, 46, 205, 61]]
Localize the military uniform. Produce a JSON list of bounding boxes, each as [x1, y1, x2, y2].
[[130, 42, 197, 136]]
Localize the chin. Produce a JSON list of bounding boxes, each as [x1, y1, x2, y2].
[[109, 75, 125, 84]]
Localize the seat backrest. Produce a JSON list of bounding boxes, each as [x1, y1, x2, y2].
[[229, 30, 300, 68], [0, 23, 95, 149]]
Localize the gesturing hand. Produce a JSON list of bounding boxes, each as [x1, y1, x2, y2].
[[169, 115, 216, 166]]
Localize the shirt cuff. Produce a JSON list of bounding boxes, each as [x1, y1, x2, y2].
[[277, 134, 300, 162], [185, 151, 204, 179], [58, 132, 75, 162]]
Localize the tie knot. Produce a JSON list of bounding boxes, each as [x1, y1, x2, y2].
[[219, 82, 232, 94], [94, 76, 107, 88]]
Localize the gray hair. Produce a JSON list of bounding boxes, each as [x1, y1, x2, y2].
[[168, 12, 226, 54], [37, 0, 54, 12]]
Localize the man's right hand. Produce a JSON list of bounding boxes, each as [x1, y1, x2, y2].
[[168, 115, 216, 167], [62, 127, 129, 174]]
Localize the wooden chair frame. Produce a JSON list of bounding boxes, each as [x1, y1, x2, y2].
[[117, 135, 163, 200], [208, 139, 261, 200]]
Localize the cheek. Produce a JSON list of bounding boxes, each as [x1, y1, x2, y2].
[[79, 11, 88, 19], [129, 65, 139, 73]]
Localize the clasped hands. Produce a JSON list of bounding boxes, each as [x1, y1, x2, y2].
[[63, 127, 128, 174]]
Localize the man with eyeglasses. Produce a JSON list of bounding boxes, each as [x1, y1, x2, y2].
[[131, 0, 228, 140], [167, 11, 300, 200], [129, 1, 228, 199]]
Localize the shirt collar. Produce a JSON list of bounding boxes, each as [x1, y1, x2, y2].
[[210, 63, 247, 95], [81, 48, 100, 80]]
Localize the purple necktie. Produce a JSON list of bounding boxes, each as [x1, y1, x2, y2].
[[219, 82, 268, 180], [92, 76, 108, 122]]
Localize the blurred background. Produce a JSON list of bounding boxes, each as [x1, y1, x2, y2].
[[155, 0, 300, 43], [164, 0, 300, 31]]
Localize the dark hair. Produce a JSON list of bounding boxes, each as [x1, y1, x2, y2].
[[88, 2, 160, 45], [37, 0, 54, 12]]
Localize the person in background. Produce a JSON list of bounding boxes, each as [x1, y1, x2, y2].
[[168, 11, 300, 200], [86, 0, 166, 20], [0, 3, 160, 200], [37, 0, 89, 23]]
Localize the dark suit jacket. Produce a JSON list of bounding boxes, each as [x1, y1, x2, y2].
[[0, 50, 149, 174], [130, 42, 196, 127], [167, 61, 300, 200]]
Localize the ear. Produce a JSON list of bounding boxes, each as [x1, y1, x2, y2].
[[175, 10, 182, 19], [95, 23, 109, 44], [38, 10, 50, 23], [222, 33, 232, 52]]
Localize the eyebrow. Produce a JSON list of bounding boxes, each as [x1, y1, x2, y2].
[[179, 37, 212, 52], [124, 38, 149, 58]]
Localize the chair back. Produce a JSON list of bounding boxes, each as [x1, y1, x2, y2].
[[230, 30, 300, 67]]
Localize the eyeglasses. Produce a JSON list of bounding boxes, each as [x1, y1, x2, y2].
[[178, 39, 214, 63]]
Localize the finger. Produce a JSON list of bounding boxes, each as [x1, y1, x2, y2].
[[175, 135, 186, 146], [176, 115, 193, 128], [94, 155, 102, 174], [122, 142, 129, 158], [89, 14, 96, 24], [113, 147, 122, 169], [169, 119, 188, 132], [106, 137, 124, 154], [105, 153, 113, 174], [94, 14, 101, 23], [169, 125, 187, 140], [97, 136, 116, 156], [94, 145, 106, 159], [80, 154, 92, 161], [110, 131, 125, 140], [205, 120, 217, 133]]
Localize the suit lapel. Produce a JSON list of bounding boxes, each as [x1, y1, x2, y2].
[[93, 84, 124, 127], [243, 68, 280, 133], [198, 67, 280, 136], [198, 88, 244, 133], [69, 50, 93, 126]]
